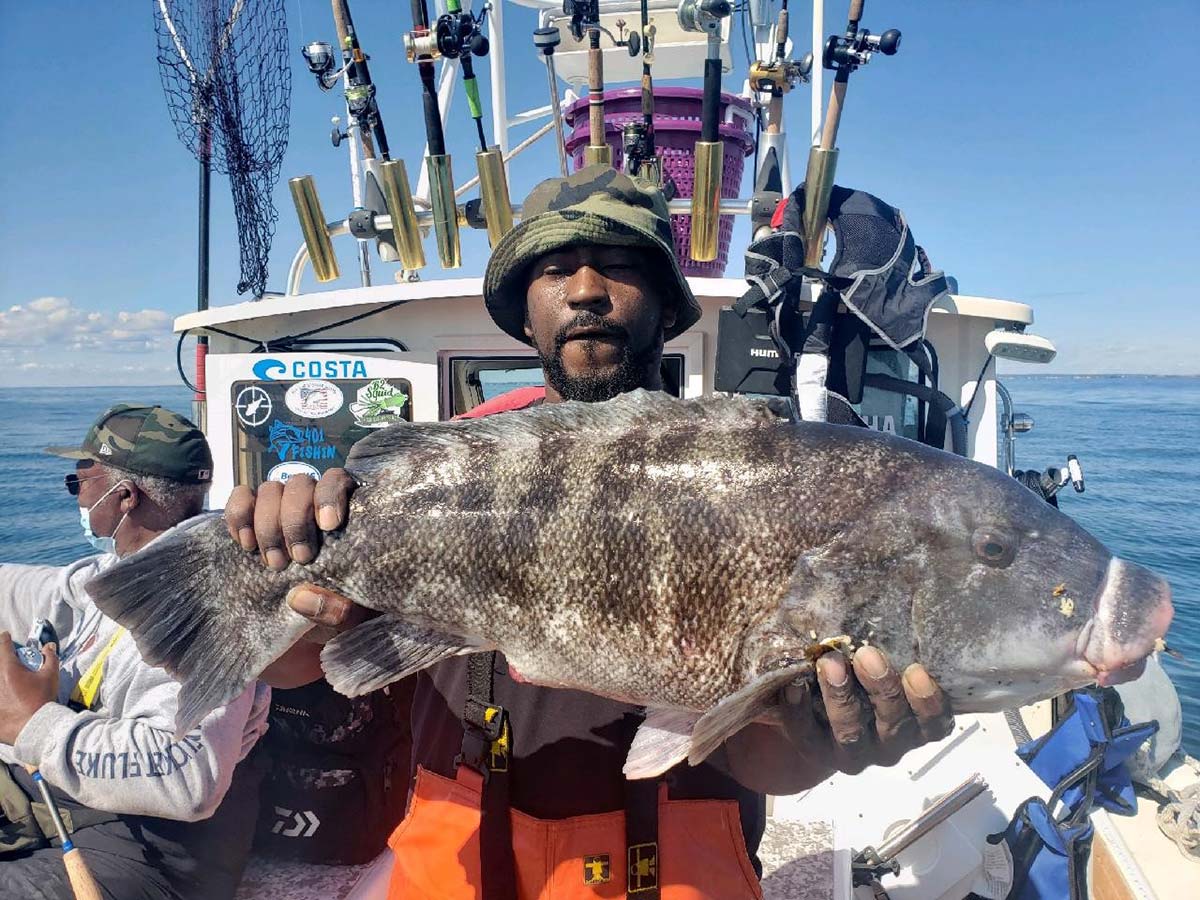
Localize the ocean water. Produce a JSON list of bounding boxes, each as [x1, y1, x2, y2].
[[0, 378, 1195, 753]]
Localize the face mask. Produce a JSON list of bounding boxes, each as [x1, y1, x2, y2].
[[80, 480, 130, 555]]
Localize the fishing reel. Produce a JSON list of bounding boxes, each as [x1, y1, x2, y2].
[[823, 23, 900, 72], [749, 52, 813, 96], [404, 3, 489, 61], [677, 0, 731, 36], [562, 0, 600, 42], [302, 40, 343, 91]]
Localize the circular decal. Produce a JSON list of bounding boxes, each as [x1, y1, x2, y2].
[[235, 385, 272, 427], [285, 379, 344, 420], [267, 461, 322, 484]]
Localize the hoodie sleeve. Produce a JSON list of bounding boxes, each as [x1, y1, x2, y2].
[[11, 652, 271, 822], [0, 563, 79, 639]]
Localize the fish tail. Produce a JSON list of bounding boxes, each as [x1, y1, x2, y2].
[[86, 512, 312, 734]]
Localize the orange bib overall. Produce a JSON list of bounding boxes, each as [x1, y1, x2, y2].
[[386, 766, 763, 900]]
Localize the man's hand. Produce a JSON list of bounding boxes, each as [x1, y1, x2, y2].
[[225, 468, 356, 569], [223, 469, 368, 687], [723, 646, 952, 795], [0, 633, 60, 745]]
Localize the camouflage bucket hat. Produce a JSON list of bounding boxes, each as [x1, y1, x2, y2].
[[483, 165, 702, 346], [46, 404, 213, 484]]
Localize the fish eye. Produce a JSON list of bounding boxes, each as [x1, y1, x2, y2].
[[972, 527, 1017, 568]]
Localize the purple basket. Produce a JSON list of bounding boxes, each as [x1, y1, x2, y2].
[[564, 88, 755, 277]]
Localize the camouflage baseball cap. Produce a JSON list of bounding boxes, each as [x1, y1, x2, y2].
[[46, 404, 213, 484], [482, 165, 702, 346]]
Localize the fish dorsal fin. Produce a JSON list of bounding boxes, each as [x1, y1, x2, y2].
[[346, 389, 783, 472]]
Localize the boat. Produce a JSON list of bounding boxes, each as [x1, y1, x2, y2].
[[159, 0, 1196, 896]]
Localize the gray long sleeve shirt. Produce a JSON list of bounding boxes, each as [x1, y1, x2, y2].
[[0, 555, 271, 822]]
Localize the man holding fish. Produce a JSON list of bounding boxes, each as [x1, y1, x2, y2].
[[226, 168, 956, 898], [90, 167, 1171, 899]]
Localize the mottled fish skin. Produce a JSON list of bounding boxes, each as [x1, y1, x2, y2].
[[87, 389, 1171, 739]]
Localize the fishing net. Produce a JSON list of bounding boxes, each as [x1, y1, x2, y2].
[[154, 0, 291, 297]]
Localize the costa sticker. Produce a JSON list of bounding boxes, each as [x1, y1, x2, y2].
[[285, 379, 343, 420], [235, 385, 273, 427], [267, 461, 322, 484]]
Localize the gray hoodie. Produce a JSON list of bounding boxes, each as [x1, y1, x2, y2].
[[0, 554, 270, 822]]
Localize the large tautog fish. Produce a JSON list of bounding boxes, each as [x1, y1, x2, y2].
[[87, 390, 1173, 778]]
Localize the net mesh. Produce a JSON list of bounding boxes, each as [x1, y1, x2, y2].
[[155, 0, 291, 297]]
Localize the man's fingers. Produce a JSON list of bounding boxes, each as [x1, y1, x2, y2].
[[903, 664, 954, 743], [779, 676, 827, 753], [280, 475, 319, 565], [815, 652, 871, 773], [287, 584, 362, 631], [39, 643, 60, 678], [313, 468, 356, 532], [225, 485, 258, 551], [253, 481, 287, 570], [853, 647, 919, 756]]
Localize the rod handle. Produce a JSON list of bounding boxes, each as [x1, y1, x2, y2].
[[63, 848, 105, 900], [848, 0, 865, 26], [700, 56, 721, 143]]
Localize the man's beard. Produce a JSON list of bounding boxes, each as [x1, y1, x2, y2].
[[539, 312, 662, 403]]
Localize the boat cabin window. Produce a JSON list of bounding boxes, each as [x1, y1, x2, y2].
[[229, 376, 413, 488], [445, 354, 686, 418]]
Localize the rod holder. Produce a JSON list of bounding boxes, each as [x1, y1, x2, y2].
[[289, 175, 340, 282], [378, 160, 425, 270], [801, 146, 838, 267], [689, 140, 724, 262], [584, 144, 612, 167], [476, 147, 514, 247], [426, 154, 462, 268]]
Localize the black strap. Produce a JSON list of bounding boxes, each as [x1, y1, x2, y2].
[[624, 771, 660, 898], [460, 652, 517, 900]]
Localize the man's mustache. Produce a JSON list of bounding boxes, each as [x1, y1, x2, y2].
[[552, 313, 629, 351]]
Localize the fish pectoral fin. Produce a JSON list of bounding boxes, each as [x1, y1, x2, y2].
[[320, 613, 481, 696], [624, 709, 702, 780], [687, 663, 810, 767]]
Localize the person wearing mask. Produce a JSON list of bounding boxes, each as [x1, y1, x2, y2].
[[0, 404, 271, 900]]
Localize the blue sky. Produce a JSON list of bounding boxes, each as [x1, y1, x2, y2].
[[1, 1, 1196, 386]]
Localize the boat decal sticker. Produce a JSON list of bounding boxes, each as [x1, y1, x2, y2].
[[254, 357, 369, 381], [349, 378, 411, 428], [285, 379, 344, 419], [235, 385, 273, 428], [267, 461, 323, 484], [267, 421, 338, 462]]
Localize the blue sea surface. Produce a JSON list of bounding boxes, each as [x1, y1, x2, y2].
[[0, 378, 1196, 753]]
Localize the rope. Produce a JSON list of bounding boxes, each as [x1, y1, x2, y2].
[[1151, 753, 1200, 860]]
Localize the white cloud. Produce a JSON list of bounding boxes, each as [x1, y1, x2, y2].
[[0, 297, 178, 386]]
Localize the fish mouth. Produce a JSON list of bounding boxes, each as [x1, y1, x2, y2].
[[1078, 557, 1173, 686]]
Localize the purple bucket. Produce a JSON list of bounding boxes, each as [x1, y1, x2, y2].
[[563, 88, 755, 277]]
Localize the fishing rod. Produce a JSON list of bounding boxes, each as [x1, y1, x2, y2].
[[302, 0, 424, 272], [621, 0, 666, 188], [793, 0, 900, 422], [747, 0, 812, 236], [564, 0, 612, 168], [404, 0, 462, 268], [678, 0, 732, 262], [428, 0, 514, 246], [25, 766, 103, 900], [533, 26, 570, 177]]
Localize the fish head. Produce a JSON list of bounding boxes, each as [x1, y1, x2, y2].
[[767, 431, 1173, 714], [895, 456, 1174, 711]]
